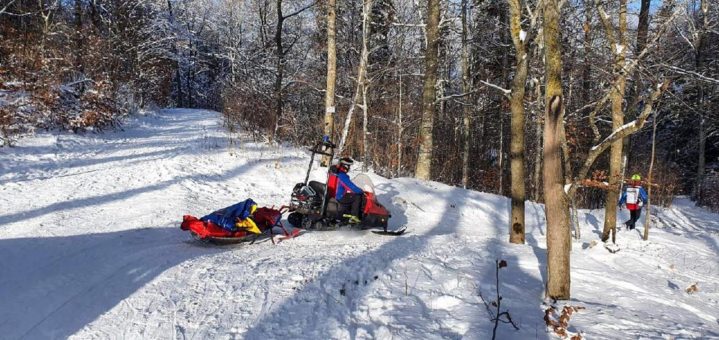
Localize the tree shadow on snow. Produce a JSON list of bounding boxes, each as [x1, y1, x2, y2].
[[0, 227, 227, 340], [0, 155, 302, 227], [245, 181, 548, 339]]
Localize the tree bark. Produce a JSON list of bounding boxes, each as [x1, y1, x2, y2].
[[321, 0, 337, 166], [543, 0, 571, 300], [693, 0, 709, 202], [600, 0, 628, 242], [508, 0, 527, 244], [643, 111, 657, 240], [415, 0, 440, 180], [337, 0, 373, 156], [461, 0, 472, 189], [273, 0, 285, 142], [533, 81, 543, 201]]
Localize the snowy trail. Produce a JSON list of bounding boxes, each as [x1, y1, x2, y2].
[[1, 109, 718, 339]]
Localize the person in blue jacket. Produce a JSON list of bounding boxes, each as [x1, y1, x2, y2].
[[333, 157, 364, 223], [618, 173, 649, 230]]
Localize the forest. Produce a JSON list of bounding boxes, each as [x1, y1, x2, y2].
[[1, 0, 719, 312]]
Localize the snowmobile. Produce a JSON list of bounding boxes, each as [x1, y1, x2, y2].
[[286, 139, 404, 236]]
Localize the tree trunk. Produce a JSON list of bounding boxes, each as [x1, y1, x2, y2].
[[601, 0, 628, 242], [74, 0, 85, 94], [696, 111, 706, 201], [693, 0, 709, 202], [273, 0, 285, 142], [337, 0, 373, 156], [543, 0, 571, 300], [461, 0, 472, 188], [507, 0, 527, 244], [415, 0, 440, 180], [643, 111, 657, 240], [397, 73, 404, 177], [362, 79, 369, 172], [321, 0, 337, 166], [533, 82, 543, 201]]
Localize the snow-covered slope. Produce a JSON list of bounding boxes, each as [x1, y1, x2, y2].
[[1, 109, 717, 339]]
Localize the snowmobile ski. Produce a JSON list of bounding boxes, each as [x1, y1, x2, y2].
[[371, 226, 407, 236]]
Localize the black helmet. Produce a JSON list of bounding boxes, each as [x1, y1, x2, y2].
[[338, 157, 354, 172]]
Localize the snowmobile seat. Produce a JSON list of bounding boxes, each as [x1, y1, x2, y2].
[[308, 180, 326, 198]]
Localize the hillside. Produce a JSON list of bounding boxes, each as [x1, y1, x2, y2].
[[1, 109, 717, 339]]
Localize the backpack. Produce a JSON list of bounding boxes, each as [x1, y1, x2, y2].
[[201, 199, 257, 232], [625, 187, 639, 205]]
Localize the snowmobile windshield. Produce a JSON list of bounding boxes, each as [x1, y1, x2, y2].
[[352, 174, 375, 194]]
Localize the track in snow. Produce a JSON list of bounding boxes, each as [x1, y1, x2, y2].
[[1, 109, 718, 339]]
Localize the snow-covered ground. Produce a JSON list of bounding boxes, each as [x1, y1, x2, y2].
[[1, 109, 717, 339]]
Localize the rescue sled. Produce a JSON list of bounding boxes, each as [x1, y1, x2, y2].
[[287, 139, 404, 235], [181, 201, 299, 244]]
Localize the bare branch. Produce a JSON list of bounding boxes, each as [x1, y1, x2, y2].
[[479, 80, 511, 98], [435, 90, 477, 103], [0, 0, 16, 15], [660, 64, 719, 84], [282, 1, 315, 20], [568, 80, 670, 197]]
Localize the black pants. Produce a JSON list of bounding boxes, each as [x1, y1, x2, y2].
[[626, 208, 642, 229], [339, 193, 363, 218]]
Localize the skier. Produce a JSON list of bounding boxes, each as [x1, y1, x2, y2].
[[330, 157, 364, 223], [618, 174, 649, 230]]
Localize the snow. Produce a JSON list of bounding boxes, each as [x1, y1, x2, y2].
[[1, 109, 718, 339], [616, 44, 625, 55]]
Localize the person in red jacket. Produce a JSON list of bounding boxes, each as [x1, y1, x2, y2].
[[619, 173, 649, 230], [330, 157, 364, 223]]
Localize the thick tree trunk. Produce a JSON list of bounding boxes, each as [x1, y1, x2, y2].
[[533, 82, 543, 201], [601, 0, 627, 242], [321, 0, 337, 166], [693, 0, 709, 202], [543, 0, 571, 300], [415, 0, 440, 180], [620, 0, 651, 193], [507, 0, 527, 244], [461, 0, 472, 188]]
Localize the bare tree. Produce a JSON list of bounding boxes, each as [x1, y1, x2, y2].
[[543, 0, 572, 300], [461, 0, 472, 188], [322, 0, 337, 166], [337, 0, 373, 157], [507, 0, 532, 244], [415, 0, 440, 180], [273, 0, 315, 142], [597, 0, 629, 242]]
